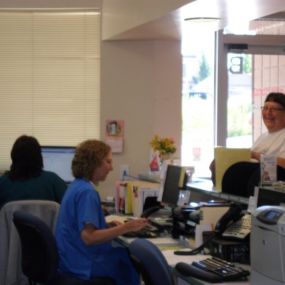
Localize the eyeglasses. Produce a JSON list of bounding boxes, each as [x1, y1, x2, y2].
[[261, 106, 285, 113]]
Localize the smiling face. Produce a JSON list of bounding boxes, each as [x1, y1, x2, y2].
[[91, 150, 113, 183], [262, 101, 285, 132]]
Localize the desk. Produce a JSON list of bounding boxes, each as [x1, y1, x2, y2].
[[187, 178, 249, 205], [108, 214, 250, 285], [118, 237, 250, 285]]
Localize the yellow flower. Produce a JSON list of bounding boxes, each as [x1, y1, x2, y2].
[[150, 135, 176, 155]]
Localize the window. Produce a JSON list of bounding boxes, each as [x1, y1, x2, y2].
[[182, 28, 285, 178], [0, 11, 100, 169], [181, 26, 215, 177]]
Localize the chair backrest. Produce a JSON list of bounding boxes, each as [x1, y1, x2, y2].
[[0, 200, 60, 285], [13, 210, 58, 284], [222, 161, 259, 197], [129, 238, 175, 285]]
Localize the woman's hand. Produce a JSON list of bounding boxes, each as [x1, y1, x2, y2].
[[108, 220, 123, 228], [251, 151, 261, 161], [123, 218, 149, 233]]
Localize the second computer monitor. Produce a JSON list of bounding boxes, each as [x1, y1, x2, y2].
[[41, 146, 75, 183], [161, 165, 186, 207]]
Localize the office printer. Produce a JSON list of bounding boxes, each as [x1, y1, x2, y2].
[[251, 205, 285, 285]]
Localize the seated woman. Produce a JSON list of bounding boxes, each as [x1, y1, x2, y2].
[[55, 139, 149, 285], [0, 135, 67, 208], [210, 92, 285, 197]]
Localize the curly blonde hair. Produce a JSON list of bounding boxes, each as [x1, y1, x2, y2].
[[72, 140, 111, 180]]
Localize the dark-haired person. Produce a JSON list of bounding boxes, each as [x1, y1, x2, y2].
[[251, 92, 285, 166], [210, 92, 285, 196], [0, 135, 67, 209], [55, 139, 148, 285]]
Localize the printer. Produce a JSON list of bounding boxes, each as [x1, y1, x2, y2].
[[251, 205, 285, 285]]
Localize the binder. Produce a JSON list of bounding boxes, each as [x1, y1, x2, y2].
[[215, 147, 251, 191]]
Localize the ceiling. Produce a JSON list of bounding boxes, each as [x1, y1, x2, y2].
[[109, 0, 285, 40], [0, 0, 284, 40]]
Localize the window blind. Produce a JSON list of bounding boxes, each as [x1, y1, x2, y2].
[[0, 11, 100, 170]]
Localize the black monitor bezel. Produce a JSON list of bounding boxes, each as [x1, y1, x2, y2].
[[161, 164, 185, 207]]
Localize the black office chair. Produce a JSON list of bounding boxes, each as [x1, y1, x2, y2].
[[222, 161, 260, 198], [222, 161, 285, 197], [129, 238, 175, 285], [13, 211, 116, 285]]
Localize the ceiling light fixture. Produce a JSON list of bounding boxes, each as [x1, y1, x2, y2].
[[184, 17, 220, 22]]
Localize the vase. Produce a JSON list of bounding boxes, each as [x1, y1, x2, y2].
[[149, 150, 161, 174], [159, 153, 174, 180]]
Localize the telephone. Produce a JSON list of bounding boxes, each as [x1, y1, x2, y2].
[[215, 204, 251, 239], [174, 204, 251, 256]]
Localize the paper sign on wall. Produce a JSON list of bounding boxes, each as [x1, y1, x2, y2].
[[105, 120, 124, 153]]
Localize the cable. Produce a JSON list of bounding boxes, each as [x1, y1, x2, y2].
[[174, 231, 217, 255]]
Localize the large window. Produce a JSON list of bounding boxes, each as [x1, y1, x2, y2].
[[182, 29, 285, 178], [0, 11, 100, 170], [181, 26, 215, 177]]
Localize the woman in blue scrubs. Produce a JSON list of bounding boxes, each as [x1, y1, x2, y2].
[[55, 139, 148, 285]]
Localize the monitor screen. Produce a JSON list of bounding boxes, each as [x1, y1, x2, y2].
[[161, 165, 186, 206], [41, 146, 75, 183], [257, 187, 285, 207]]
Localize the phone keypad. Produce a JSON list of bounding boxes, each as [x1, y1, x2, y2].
[[222, 214, 251, 239]]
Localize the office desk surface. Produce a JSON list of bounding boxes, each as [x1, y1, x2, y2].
[[109, 213, 250, 285]]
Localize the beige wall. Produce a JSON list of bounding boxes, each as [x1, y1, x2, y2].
[[99, 39, 182, 198]]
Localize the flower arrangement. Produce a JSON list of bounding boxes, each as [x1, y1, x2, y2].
[[150, 135, 176, 156]]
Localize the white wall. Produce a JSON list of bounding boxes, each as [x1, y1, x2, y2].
[[99, 39, 182, 198]]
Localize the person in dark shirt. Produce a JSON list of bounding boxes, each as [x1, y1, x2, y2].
[[0, 135, 67, 208]]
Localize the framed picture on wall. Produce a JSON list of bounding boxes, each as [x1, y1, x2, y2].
[[105, 119, 124, 153]]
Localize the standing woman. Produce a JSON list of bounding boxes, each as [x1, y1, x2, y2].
[[0, 135, 67, 208], [55, 139, 148, 285]]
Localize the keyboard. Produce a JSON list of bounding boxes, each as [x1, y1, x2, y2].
[[175, 257, 250, 282], [122, 225, 159, 238]]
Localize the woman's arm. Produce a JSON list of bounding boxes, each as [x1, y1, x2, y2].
[[81, 218, 149, 245], [277, 157, 285, 169]]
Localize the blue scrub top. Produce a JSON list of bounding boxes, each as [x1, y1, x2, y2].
[[55, 178, 139, 285]]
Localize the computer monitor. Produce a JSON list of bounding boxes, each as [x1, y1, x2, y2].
[[41, 146, 75, 183], [257, 187, 285, 207], [161, 165, 187, 207]]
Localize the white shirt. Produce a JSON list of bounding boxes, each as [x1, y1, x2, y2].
[[251, 128, 285, 158]]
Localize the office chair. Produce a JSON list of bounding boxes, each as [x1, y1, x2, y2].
[[0, 200, 61, 285], [129, 238, 175, 285], [13, 211, 115, 285], [222, 161, 260, 198]]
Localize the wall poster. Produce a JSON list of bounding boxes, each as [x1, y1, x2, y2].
[[105, 119, 124, 153]]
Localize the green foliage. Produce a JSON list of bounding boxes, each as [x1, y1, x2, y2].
[[227, 103, 251, 137], [243, 54, 252, 74], [191, 54, 210, 85], [199, 54, 210, 81]]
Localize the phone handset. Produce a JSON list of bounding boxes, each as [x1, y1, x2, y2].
[[215, 204, 243, 234], [174, 204, 246, 256]]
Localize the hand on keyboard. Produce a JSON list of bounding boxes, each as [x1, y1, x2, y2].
[[122, 218, 159, 238], [122, 224, 159, 238]]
